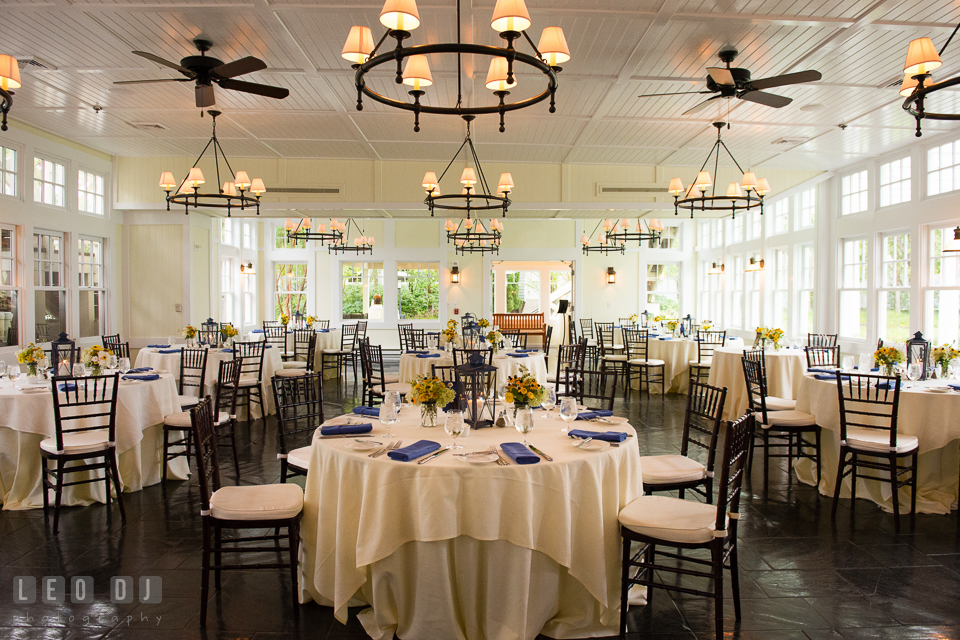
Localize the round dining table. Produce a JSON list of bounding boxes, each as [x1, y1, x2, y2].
[[0, 372, 186, 510], [707, 345, 807, 420], [399, 348, 549, 386], [298, 408, 643, 639], [134, 345, 283, 417], [794, 374, 960, 515], [245, 328, 341, 376]]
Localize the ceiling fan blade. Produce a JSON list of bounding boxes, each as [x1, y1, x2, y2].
[[218, 78, 290, 100], [196, 84, 217, 108], [682, 95, 722, 116], [113, 78, 189, 85], [707, 67, 735, 86], [745, 70, 822, 91], [212, 56, 267, 79], [739, 90, 792, 108], [131, 51, 193, 75], [638, 91, 713, 98]]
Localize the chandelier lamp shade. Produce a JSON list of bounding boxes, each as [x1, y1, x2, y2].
[[445, 216, 503, 255], [0, 54, 22, 132], [285, 217, 347, 245], [900, 22, 960, 137], [668, 122, 770, 219], [328, 219, 374, 255], [158, 110, 265, 216], [581, 219, 625, 255], [605, 217, 664, 246], [943, 226, 960, 252], [342, 0, 568, 133]]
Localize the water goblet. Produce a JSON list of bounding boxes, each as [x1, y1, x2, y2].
[[444, 410, 465, 449], [108, 354, 118, 370], [841, 355, 855, 371], [118, 357, 131, 373], [514, 406, 535, 446], [6, 364, 19, 381], [72, 363, 85, 378], [0, 360, 5, 377], [906, 363, 922, 382], [858, 353, 873, 372], [540, 386, 557, 419], [167, 336, 177, 347], [384, 390, 401, 412], [559, 397, 578, 434], [379, 402, 399, 438]]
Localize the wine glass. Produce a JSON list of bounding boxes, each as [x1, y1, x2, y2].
[[72, 363, 85, 378], [841, 355, 855, 371], [444, 410, 465, 449], [6, 364, 18, 381], [108, 354, 118, 370], [514, 406, 534, 445], [119, 357, 131, 373], [167, 336, 176, 347], [384, 390, 401, 412], [559, 397, 578, 433], [906, 363, 922, 383], [541, 386, 557, 418], [379, 402, 399, 438]]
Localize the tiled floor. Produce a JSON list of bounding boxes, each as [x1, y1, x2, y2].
[[2, 374, 959, 640]]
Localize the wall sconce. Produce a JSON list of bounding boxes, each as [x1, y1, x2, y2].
[[744, 256, 764, 272], [944, 226, 960, 252], [240, 261, 256, 275], [606, 267, 617, 284], [707, 262, 725, 274], [450, 263, 460, 284]]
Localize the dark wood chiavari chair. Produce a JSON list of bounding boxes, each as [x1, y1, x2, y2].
[[623, 328, 665, 399], [272, 372, 324, 482]]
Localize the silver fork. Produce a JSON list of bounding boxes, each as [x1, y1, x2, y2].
[[369, 440, 397, 458], [493, 445, 509, 466]]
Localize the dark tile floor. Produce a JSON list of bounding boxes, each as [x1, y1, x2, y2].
[[2, 374, 959, 640]]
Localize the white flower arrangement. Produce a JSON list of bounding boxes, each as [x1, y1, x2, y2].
[[81, 345, 113, 370]]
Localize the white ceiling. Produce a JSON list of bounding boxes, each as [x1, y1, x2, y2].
[[4, 0, 960, 173]]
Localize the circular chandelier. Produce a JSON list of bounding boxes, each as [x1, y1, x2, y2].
[[284, 217, 344, 245], [0, 54, 21, 132], [581, 220, 625, 255], [899, 23, 960, 137], [605, 217, 665, 246], [158, 110, 266, 216], [444, 217, 503, 254], [341, 0, 569, 133], [668, 122, 770, 219], [328, 219, 374, 255]]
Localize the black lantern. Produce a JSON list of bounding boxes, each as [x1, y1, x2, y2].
[[640, 310, 649, 328], [906, 331, 930, 380], [681, 314, 695, 337], [455, 363, 498, 430]]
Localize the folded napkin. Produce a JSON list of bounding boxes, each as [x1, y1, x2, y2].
[[568, 429, 628, 443], [876, 381, 895, 390], [352, 406, 382, 417], [426, 331, 439, 335], [220, 348, 234, 354], [517, 349, 539, 353], [148, 344, 170, 348], [807, 368, 838, 374], [158, 349, 180, 354], [417, 353, 441, 358], [318, 329, 330, 333], [388, 439, 441, 462], [406, 350, 429, 355], [251, 329, 264, 333], [948, 384, 960, 391], [320, 423, 372, 436], [57, 382, 76, 392], [659, 337, 673, 341], [854, 366, 881, 372], [123, 374, 160, 381], [576, 410, 614, 421], [500, 442, 540, 464], [814, 373, 849, 381], [264, 345, 273, 349], [506, 353, 529, 358], [127, 367, 152, 373]]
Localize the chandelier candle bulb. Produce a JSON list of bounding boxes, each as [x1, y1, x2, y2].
[[538, 27, 570, 66], [380, 0, 421, 31], [342, 25, 375, 63], [726, 182, 742, 198], [302, 218, 312, 229], [904, 37, 942, 76], [460, 167, 478, 186], [491, 0, 532, 33], [402, 55, 433, 89]]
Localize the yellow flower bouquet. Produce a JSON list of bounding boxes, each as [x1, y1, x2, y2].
[[80, 345, 113, 376], [16, 343, 46, 376], [181, 325, 197, 339], [763, 327, 785, 349], [504, 367, 547, 412], [478, 318, 490, 329], [220, 325, 239, 346], [279, 314, 289, 326], [665, 319, 679, 332], [874, 346, 904, 367], [628, 313, 638, 324], [305, 315, 317, 327], [410, 375, 456, 427], [932, 343, 960, 369]]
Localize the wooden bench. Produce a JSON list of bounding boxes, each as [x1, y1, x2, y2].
[[493, 313, 547, 342]]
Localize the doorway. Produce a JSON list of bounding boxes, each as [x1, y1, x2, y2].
[[490, 260, 573, 327]]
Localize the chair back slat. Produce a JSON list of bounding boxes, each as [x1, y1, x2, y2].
[[595, 323, 616, 352], [272, 372, 324, 455], [696, 330, 726, 363], [805, 345, 840, 369], [740, 356, 769, 424], [189, 396, 220, 511], [579, 319, 594, 340], [314, 320, 330, 330], [562, 368, 617, 411], [714, 412, 754, 534], [179, 347, 209, 399], [682, 381, 728, 476], [808, 333, 838, 348], [340, 324, 359, 351], [836, 372, 901, 448], [623, 328, 650, 362], [215, 358, 242, 416], [263, 325, 287, 349], [102, 334, 121, 354], [50, 373, 120, 453], [233, 341, 265, 381]]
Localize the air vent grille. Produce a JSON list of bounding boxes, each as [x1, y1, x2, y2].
[[131, 122, 167, 131], [771, 137, 809, 145], [272, 187, 341, 194], [16, 56, 56, 71], [597, 184, 665, 196]]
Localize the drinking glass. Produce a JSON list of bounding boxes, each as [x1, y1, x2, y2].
[[6, 364, 18, 381], [858, 353, 873, 372], [108, 355, 118, 370], [0, 360, 5, 377], [118, 357, 131, 373], [444, 410, 465, 449], [540, 386, 557, 418], [72, 363, 85, 378], [514, 406, 535, 445], [841, 355, 855, 371], [379, 402, 399, 438], [384, 390, 401, 411], [559, 397, 578, 433], [907, 363, 922, 382], [167, 336, 177, 347]]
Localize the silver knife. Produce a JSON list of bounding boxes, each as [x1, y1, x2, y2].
[[417, 446, 452, 465], [528, 444, 553, 461]]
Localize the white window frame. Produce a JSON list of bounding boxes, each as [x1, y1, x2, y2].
[[77, 168, 107, 217], [242, 221, 253, 249], [770, 198, 789, 236], [242, 270, 257, 327], [0, 224, 19, 347], [653, 226, 680, 250], [33, 155, 67, 209], [728, 216, 744, 244], [220, 257, 235, 324], [711, 219, 724, 248], [838, 236, 869, 340], [877, 231, 911, 343], [746, 210, 762, 241], [923, 225, 960, 345], [397, 261, 441, 321], [841, 169, 869, 216], [745, 266, 761, 329], [1, 144, 18, 198], [220, 219, 235, 247], [275, 262, 308, 322], [771, 248, 789, 331], [33, 230, 67, 343], [77, 236, 106, 337], [730, 255, 743, 328], [795, 187, 816, 230], [927, 138, 960, 198], [878, 156, 911, 208], [796, 243, 815, 336]]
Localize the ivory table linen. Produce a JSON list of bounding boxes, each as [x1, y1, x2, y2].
[[399, 349, 549, 386], [707, 346, 807, 421]]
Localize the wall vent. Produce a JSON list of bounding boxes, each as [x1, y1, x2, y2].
[[771, 136, 809, 145], [16, 56, 57, 71], [271, 187, 342, 195], [597, 184, 665, 196], [130, 122, 167, 131]]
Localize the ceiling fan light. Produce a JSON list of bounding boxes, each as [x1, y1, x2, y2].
[[741, 171, 757, 191], [250, 178, 266, 195], [485, 57, 517, 91], [900, 73, 920, 97], [538, 27, 570, 66], [342, 26, 375, 64], [233, 171, 251, 190], [694, 171, 712, 189], [401, 54, 433, 89], [755, 178, 771, 196], [380, 0, 421, 31], [460, 167, 478, 186], [158, 171, 176, 190], [422, 171, 439, 190], [491, 0, 532, 33], [0, 55, 22, 91], [667, 177, 684, 196], [904, 37, 942, 76], [186, 167, 205, 187]]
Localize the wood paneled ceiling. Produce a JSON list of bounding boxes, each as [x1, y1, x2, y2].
[[4, 0, 960, 173]]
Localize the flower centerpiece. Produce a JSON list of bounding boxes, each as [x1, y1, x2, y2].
[[665, 319, 679, 334], [701, 323, 712, 332], [486, 329, 503, 354], [874, 346, 905, 375], [80, 345, 113, 376], [16, 343, 46, 377], [478, 318, 490, 330], [279, 314, 289, 327], [628, 313, 638, 325], [763, 327, 785, 350], [305, 315, 316, 327], [504, 366, 547, 417], [181, 325, 197, 346], [220, 324, 239, 347], [441, 319, 460, 348], [932, 343, 960, 373], [409, 374, 456, 427]]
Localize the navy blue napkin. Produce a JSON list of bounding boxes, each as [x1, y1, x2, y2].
[[352, 406, 382, 417], [568, 429, 627, 442], [57, 382, 76, 392], [808, 368, 838, 374], [148, 344, 170, 348], [506, 353, 529, 358], [158, 349, 180, 354], [251, 329, 264, 333], [876, 381, 894, 390], [127, 367, 152, 373], [500, 442, 539, 464], [318, 329, 330, 333], [388, 439, 441, 461], [264, 345, 273, 349], [417, 353, 441, 358], [123, 374, 160, 381], [320, 423, 372, 436], [517, 349, 539, 353], [659, 337, 673, 341], [948, 384, 960, 391], [854, 366, 880, 372], [815, 373, 849, 381], [406, 350, 429, 355], [576, 410, 614, 420], [220, 348, 234, 353]]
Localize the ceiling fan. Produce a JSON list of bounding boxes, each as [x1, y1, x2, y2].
[[114, 37, 289, 108], [638, 48, 821, 116]]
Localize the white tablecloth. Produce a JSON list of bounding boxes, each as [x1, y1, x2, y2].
[[134, 346, 282, 417], [630, 338, 699, 394], [299, 410, 642, 639], [707, 346, 807, 421], [399, 349, 549, 386], [245, 329, 341, 378], [0, 373, 187, 510], [794, 375, 960, 514]]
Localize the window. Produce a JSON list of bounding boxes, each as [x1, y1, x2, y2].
[[78, 170, 105, 216], [342, 261, 384, 319], [877, 232, 910, 343], [771, 249, 789, 330], [33, 231, 66, 342], [879, 156, 911, 207], [652, 226, 680, 250], [0, 227, 18, 347], [275, 224, 306, 249], [646, 264, 679, 317], [397, 262, 439, 320], [549, 270, 572, 320], [727, 215, 743, 244], [506, 270, 541, 313], [730, 255, 743, 328], [711, 219, 723, 248], [796, 187, 816, 230], [924, 226, 960, 344], [275, 263, 307, 320], [77, 237, 105, 338], [33, 157, 65, 207], [242, 222, 253, 249], [841, 169, 868, 215], [745, 265, 761, 328], [242, 271, 256, 326], [220, 219, 234, 246], [1, 145, 16, 197], [698, 260, 721, 324], [796, 243, 815, 336], [839, 237, 868, 339], [699, 221, 710, 250], [770, 199, 789, 235], [746, 210, 762, 240], [220, 258, 235, 324], [927, 138, 960, 196]]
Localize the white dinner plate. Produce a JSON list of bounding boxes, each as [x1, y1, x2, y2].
[[588, 416, 628, 425], [923, 386, 952, 393], [18, 386, 49, 394], [574, 439, 611, 452], [347, 440, 382, 451], [458, 452, 499, 465]]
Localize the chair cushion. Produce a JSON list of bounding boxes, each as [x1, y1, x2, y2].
[[602, 354, 628, 362], [688, 359, 712, 367], [385, 382, 412, 395], [765, 396, 797, 411], [164, 411, 231, 428], [640, 454, 707, 485], [178, 394, 200, 408], [322, 349, 351, 355], [846, 427, 919, 454], [238, 375, 261, 388], [282, 361, 308, 370], [628, 358, 666, 366], [286, 446, 312, 471], [757, 410, 817, 429], [209, 483, 303, 521], [274, 368, 308, 378], [384, 374, 400, 384], [40, 429, 113, 455], [618, 495, 724, 544], [546, 373, 557, 383]]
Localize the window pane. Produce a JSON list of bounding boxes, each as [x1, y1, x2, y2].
[[505, 270, 540, 313], [0, 290, 17, 347], [78, 290, 102, 338], [839, 290, 867, 338], [275, 263, 308, 320], [878, 291, 910, 343], [34, 290, 66, 342], [341, 261, 384, 320], [397, 262, 439, 320]]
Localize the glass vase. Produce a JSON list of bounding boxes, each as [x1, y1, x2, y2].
[[421, 403, 438, 427]]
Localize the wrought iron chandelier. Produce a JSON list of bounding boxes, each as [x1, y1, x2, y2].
[[444, 217, 503, 254], [0, 55, 20, 132], [581, 220, 625, 255], [668, 122, 770, 219], [899, 22, 960, 137], [284, 217, 343, 245], [605, 217, 665, 246], [341, 0, 569, 133], [328, 219, 374, 255], [158, 110, 265, 216]]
